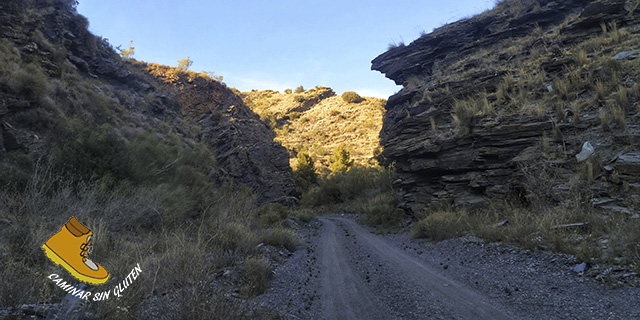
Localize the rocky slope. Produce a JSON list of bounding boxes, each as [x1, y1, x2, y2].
[[0, 0, 292, 203], [372, 0, 640, 214]]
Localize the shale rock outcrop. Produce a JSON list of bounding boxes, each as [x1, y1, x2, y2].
[[0, 0, 293, 203], [373, 0, 640, 214]]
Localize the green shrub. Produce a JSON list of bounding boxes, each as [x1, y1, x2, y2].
[[294, 85, 305, 93], [7, 63, 51, 101], [0, 152, 34, 190], [258, 203, 289, 225], [301, 166, 396, 209], [241, 257, 271, 297], [330, 145, 353, 174], [341, 91, 362, 103], [295, 151, 317, 184], [361, 193, 406, 229], [260, 228, 301, 251], [412, 209, 470, 240], [293, 208, 315, 223], [50, 121, 128, 182]]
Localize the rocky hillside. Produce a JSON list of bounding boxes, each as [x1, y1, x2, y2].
[[241, 87, 387, 171], [0, 0, 292, 204], [372, 0, 640, 214]]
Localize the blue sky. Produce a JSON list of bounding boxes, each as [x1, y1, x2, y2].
[[77, 1, 495, 98]]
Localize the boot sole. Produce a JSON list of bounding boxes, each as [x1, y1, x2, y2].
[[42, 243, 109, 285]]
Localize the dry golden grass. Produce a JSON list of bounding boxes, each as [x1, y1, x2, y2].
[[241, 88, 386, 171], [412, 199, 640, 270]]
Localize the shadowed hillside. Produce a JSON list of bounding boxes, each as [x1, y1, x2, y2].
[[0, 0, 297, 318]]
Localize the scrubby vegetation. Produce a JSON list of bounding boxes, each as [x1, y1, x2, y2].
[[294, 163, 405, 229], [412, 199, 640, 277], [421, 12, 640, 135], [0, 2, 298, 318]]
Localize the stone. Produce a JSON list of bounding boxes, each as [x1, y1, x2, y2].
[[612, 50, 638, 60], [575, 141, 595, 163], [573, 262, 588, 273], [590, 197, 616, 207], [615, 153, 640, 175]]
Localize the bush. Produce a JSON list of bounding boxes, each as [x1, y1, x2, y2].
[[241, 257, 271, 297], [293, 208, 315, 223], [177, 56, 193, 70], [7, 63, 51, 101], [50, 121, 128, 182], [341, 91, 363, 103], [301, 166, 395, 208], [295, 151, 317, 184], [258, 203, 289, 225], [294, 85, 305, 93], [0, 152, 34, 191], [412, 208, 470, 241], [330, 145, 353, 174], [260, 228, 301, 251]]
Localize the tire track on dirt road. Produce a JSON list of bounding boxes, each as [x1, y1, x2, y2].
[[318, 217, 513, 319]]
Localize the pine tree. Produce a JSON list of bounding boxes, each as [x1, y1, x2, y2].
[[296, 151, 316, 183], [330, 146, 353, 173]]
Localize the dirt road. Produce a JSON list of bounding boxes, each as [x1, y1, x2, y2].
[[318, 217, 511, 319], [251, 215, 640, 319]]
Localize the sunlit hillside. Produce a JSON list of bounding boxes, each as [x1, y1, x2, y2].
[[241, 87, 387, 172]]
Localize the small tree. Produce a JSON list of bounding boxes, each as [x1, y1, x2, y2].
[[284, 88, 292, 94], [330, 146, 353, 174], [177, 56, 193, 70], [296, 151, 317, 183], [120, 40, 135, 61], [341, 91, 362, 103], [204, 71, 223, 82], [295, 85, 305, 93]]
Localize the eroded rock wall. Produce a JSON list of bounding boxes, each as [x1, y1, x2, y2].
[[372, 0, 640, 214]]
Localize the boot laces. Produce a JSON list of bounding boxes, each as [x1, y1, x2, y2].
[[80, 239, 93, 261]]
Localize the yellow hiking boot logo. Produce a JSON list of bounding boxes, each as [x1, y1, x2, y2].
[[42, 217, 110, 285]]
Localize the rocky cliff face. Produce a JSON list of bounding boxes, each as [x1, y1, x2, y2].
[[372, 0, 640, 214], [140, 63, 294, 204], [0, 0, 293, 204]]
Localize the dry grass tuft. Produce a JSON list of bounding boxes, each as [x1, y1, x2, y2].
[[241, 257, 271, 297]]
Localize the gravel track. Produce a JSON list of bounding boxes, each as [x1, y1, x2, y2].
[[251, 214, 640, 319]]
